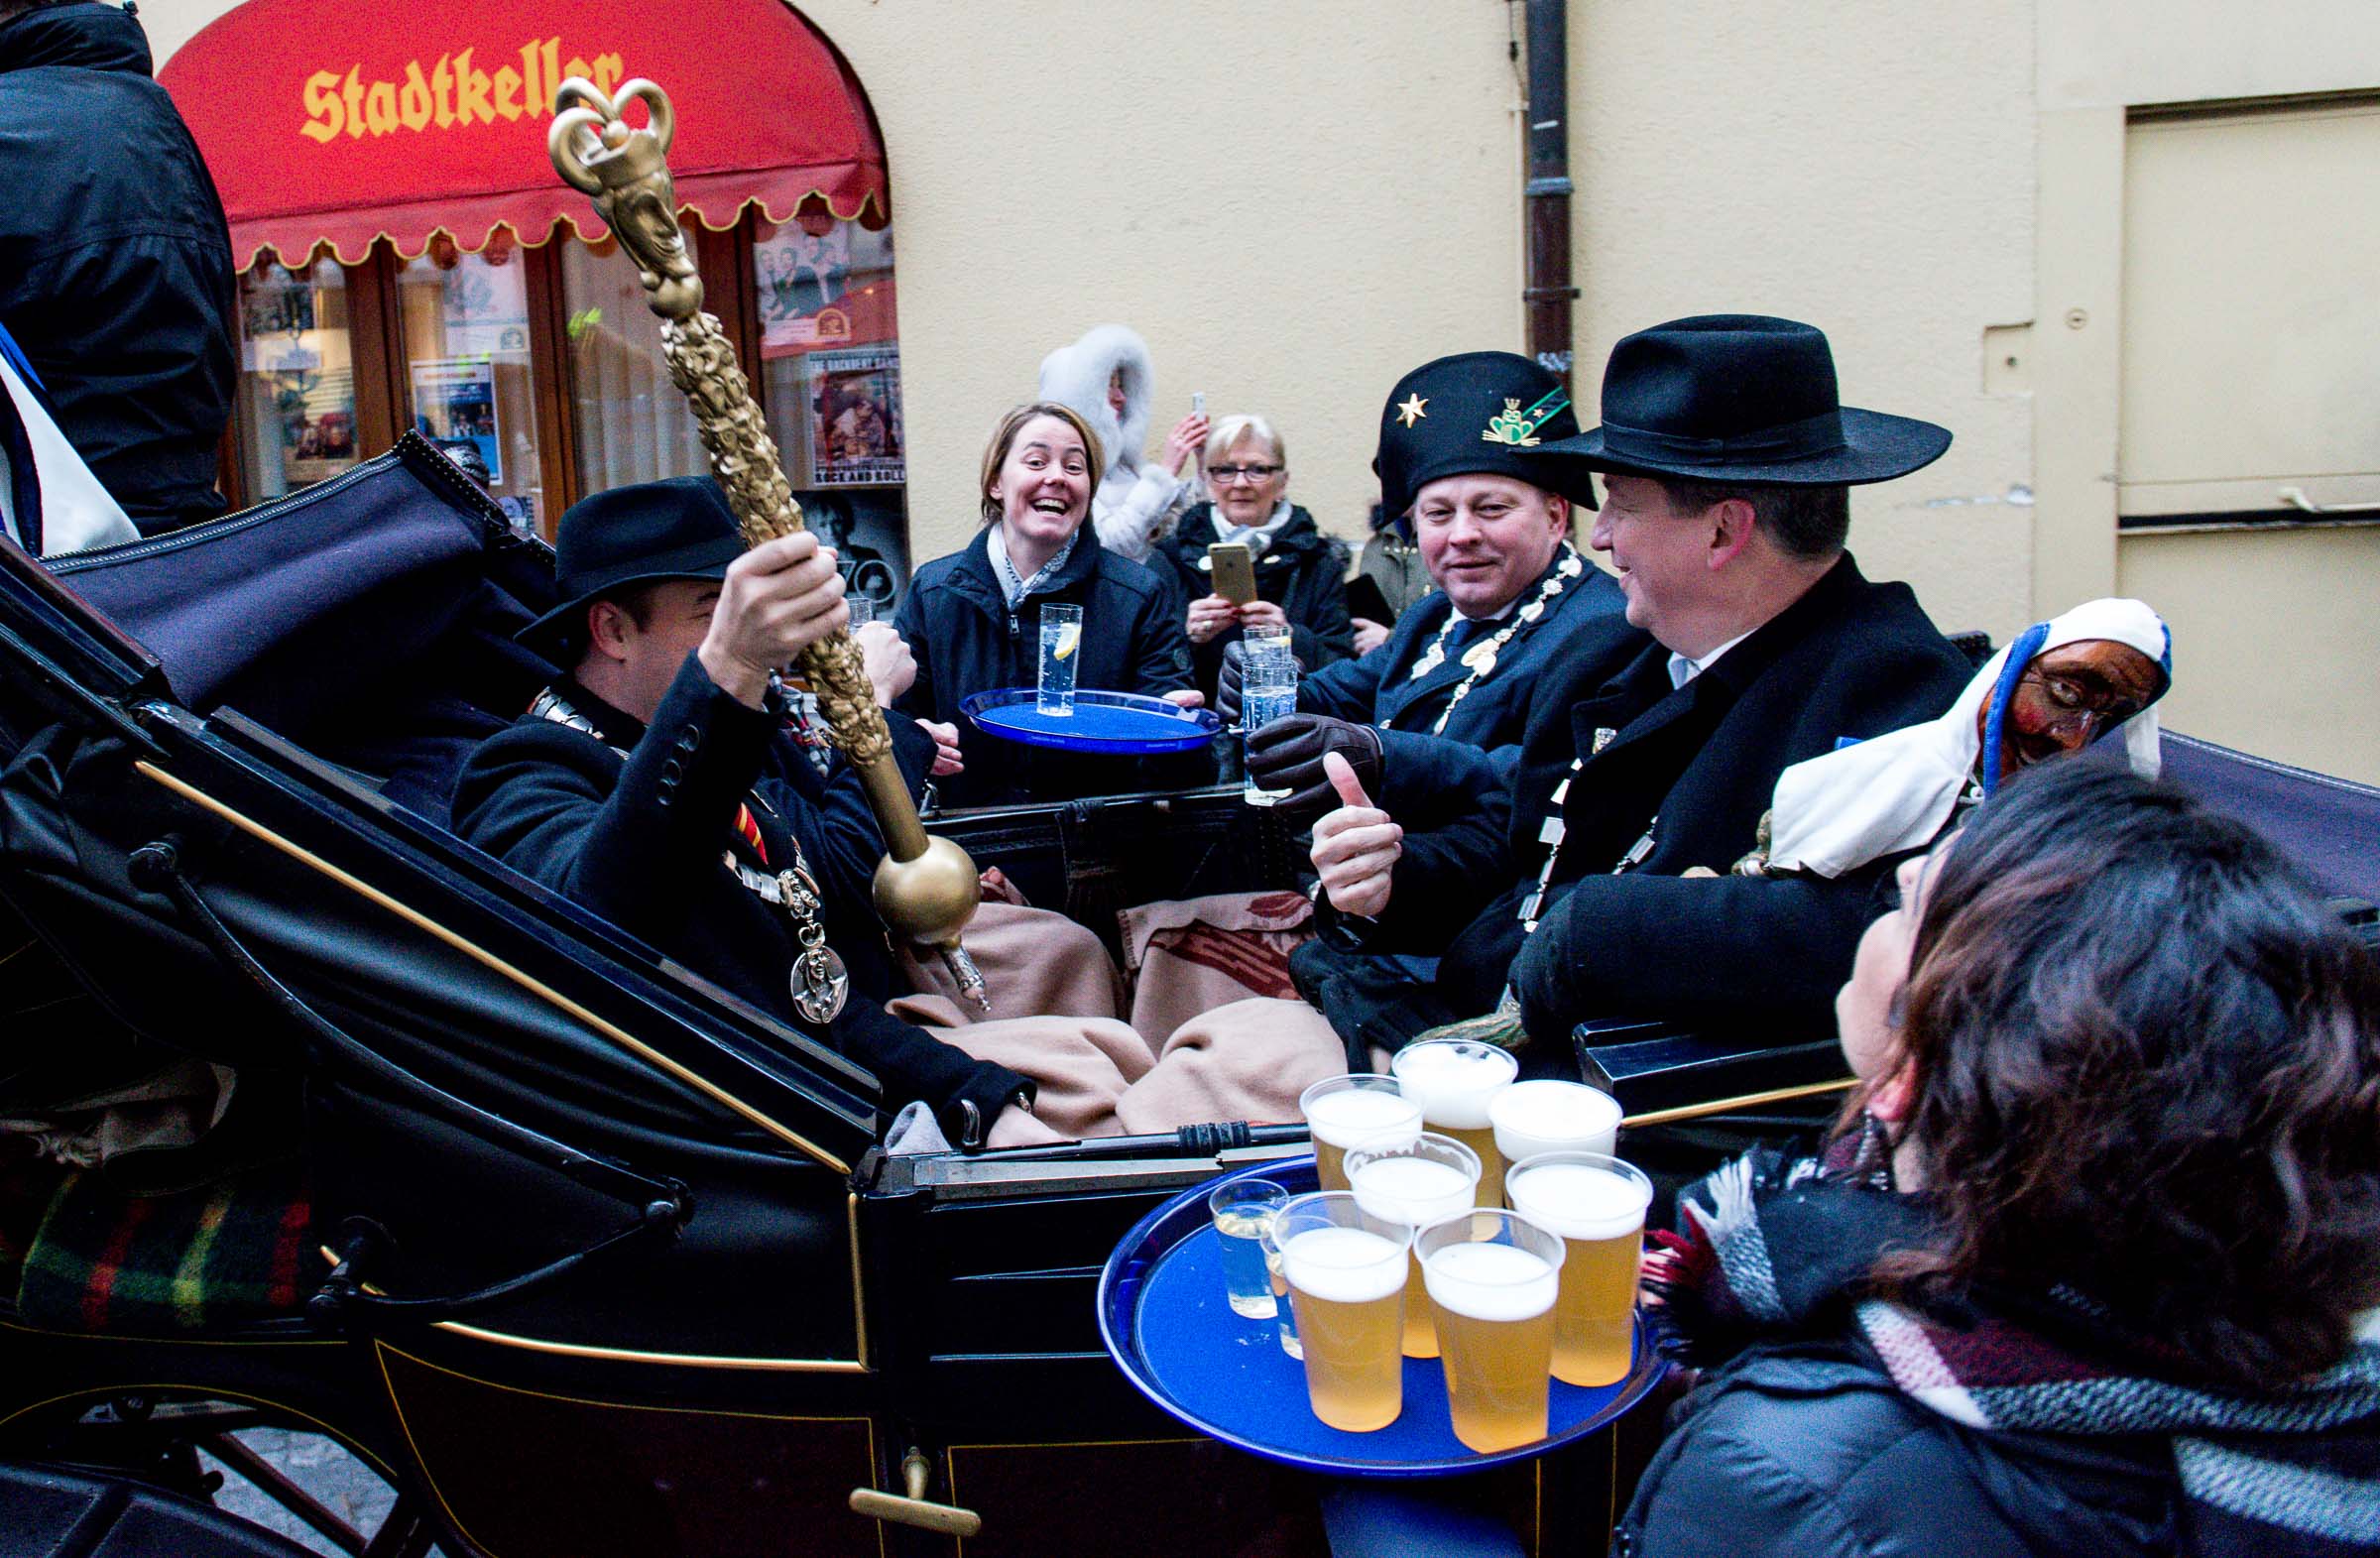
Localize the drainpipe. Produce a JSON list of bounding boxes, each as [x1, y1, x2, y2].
[[1522, 0, 1577, 392]]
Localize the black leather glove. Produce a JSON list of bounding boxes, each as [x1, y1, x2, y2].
[[1247, 714, 1384, 819]]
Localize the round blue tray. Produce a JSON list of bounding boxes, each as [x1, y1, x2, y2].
[[1097, 1157, 1669, 1479], [960, 687, 1222, 754]]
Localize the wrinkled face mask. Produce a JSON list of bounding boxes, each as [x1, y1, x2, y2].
[[1982, 639, 2163, 776]]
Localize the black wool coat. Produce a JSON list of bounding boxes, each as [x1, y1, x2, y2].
[[1361, 555, 1973, 1036], [893, 524, 1195, 807], [1151, 502, 1354, 699], [451, 657, 1032, 1139], [0, 3, 235, 531], [1299, 549, 1631, 773]]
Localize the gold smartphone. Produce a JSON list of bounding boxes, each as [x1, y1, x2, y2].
[[1207, 541, 1257, 605]]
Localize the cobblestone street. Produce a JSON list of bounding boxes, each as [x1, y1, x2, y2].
[[199, 1428, 449, 1557]]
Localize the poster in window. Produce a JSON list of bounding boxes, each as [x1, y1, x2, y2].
[[436, 258, 533, 359], [757, 222, 850, 352], [411, 358, 503, 484], [807, 346, 903, 487]]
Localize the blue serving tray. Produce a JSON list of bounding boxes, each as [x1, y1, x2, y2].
[[960, 687, 1222, 754], [1097, 1157, 1669, 1479]]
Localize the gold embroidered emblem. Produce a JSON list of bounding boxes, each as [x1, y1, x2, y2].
[[1481, 399, 1542, 446]]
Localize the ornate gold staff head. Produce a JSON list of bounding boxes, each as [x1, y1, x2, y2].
[[549, 79, 704, 320]]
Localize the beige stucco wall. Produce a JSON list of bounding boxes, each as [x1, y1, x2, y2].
[[143, 0, 1525, 567], [1569, 0, 2039, 642]]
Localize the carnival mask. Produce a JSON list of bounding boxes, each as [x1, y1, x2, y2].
[[1980, 639, 2163, 777]]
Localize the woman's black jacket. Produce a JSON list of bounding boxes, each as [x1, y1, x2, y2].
[[892, 523, 1195, 807], [1151, 502, 1354, 698]]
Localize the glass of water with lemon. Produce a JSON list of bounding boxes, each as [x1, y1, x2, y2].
[[1037, 603, 1083, 716]]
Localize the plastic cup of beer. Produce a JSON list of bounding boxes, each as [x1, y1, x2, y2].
[[1489, 1080, 1622, 1166], [1258, 1215, 1302, 1360], [1299, 1074, 1423, 1192], [1346, 1132, 1481, 1360], [1390, 1040, 1518, 1208], [1503, 1151, 1653, 1387], [1208, 1178, 1288, 1319], [1273, 1192, 1413, 1432], [1416, 1209, 1564, 1453]]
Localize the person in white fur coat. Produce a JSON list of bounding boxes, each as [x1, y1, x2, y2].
[[1036, 324, 1209, 562]]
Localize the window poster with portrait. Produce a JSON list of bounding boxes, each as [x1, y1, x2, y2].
[[805, 346, 903, 487], [239, 259, 359, 492], [410, 358, 504, 483], [756, 217, 898, 358]]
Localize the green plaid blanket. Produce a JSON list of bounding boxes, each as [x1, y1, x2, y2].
[[13, 1156, 310, 1332]]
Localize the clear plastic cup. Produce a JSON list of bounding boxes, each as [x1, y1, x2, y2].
[[1240, 640, 1298, 805], [1346, 1132, 1481, 1359], [1503, 1151, 1653, 1386], [1416, 1208, 1565, 1452], [1273, 1192, 1413, 1432], [1207, 1178, 1288, 1319]]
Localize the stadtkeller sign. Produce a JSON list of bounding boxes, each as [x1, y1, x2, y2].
[[300, 42, 627, 142]]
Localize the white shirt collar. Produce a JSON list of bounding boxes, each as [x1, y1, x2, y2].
[[1666, 631, 1751, 690]]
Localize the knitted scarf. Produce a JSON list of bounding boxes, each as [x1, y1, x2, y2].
[[1645, 1126, 2380, 1557]]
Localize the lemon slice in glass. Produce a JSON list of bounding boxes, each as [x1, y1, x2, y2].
[[1053, 623, 1082, 661]]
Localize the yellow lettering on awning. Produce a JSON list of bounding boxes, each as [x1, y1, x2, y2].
[[295, 40, 627, 142]]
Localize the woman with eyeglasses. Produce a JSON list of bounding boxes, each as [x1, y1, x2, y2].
[[1152, 414, 1354, 701], [1621, 761, 2380, 1557]]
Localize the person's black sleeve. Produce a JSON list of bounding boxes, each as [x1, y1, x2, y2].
[[1511, 861, 1894, 1038], [832, 1001, 1033, 1146], [1300, 639, 1389, 722], [761, 713, 938, 916], [890, 582, 939, 722], [453, 653, 777, 935]]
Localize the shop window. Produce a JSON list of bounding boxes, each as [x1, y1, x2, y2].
[[397, 233, 547, 534], [557, 229, 712, 497], [755, 207, 907, 609], [232, 249, 359, 501]]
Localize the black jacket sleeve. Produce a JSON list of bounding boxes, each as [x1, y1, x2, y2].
[[1301, 640, 1390, 722], [832, 1002, 1033, 1145], [454, 654, 778, 937], [890, 582, 939, 724]]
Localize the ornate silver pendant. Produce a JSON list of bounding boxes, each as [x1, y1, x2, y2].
[[791, 944, 850, 1023], [1460, 640, 1499, 673]]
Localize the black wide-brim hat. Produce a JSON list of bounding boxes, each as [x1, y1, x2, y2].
[[1523, 315, 1951, 488], [1373, 351, 1600, 519], [517, 475, 745, 659]]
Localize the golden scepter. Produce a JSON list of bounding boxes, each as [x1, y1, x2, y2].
[[548, 77, 990, 1011]]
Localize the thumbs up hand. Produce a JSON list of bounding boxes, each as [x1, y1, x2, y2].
[[1310, 751, 1401, 918]]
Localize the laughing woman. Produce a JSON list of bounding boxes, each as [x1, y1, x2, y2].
[[892, 402, 1196, 807]]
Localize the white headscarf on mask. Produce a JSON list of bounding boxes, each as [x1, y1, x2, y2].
[[1762, 598, 2173, 879]]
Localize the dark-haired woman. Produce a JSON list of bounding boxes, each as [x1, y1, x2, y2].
[[893, 402, 1197, 807], [1621, 761, 2380, 1557]]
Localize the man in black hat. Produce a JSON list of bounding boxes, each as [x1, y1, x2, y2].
[[1298, 315, 1975, 1052], [452, 477, 1040, 1148], [1224, 351, 1629, 812]]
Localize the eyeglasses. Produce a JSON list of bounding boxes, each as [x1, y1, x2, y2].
[[1208, 464, 1282, 485]]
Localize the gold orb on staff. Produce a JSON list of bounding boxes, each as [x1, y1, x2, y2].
[[548, 76, 989, 1011]]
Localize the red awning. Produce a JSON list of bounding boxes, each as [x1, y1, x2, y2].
[[159, 0, 888, 270]]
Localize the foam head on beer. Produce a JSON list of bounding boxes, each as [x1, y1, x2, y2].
[[1389, 1041, 1517, 1130], [1504, 1157, 1651, 1241], [1490, 1080, 1622, 1163], [1347, 1134, 1480, 1229], [1300, 1074, 1424, 1192], [1421, 1239, 1561, 1321], [1280, 1226, 1410, 1305]]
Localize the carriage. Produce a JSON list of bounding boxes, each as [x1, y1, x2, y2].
[[1, 436, 2373, 1558]]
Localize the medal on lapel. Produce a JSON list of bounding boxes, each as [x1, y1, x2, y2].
[[1459, 639, 1498, 674]]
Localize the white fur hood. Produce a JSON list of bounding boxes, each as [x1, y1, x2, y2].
[[1037, 324, 1154, 478]]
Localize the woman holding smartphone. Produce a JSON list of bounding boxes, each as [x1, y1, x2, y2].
[[1153, 414, 1354, 702], [893, 402, 1198, 807]]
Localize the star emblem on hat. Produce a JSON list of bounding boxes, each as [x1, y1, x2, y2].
[[1394, 394, 1428, 428]]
